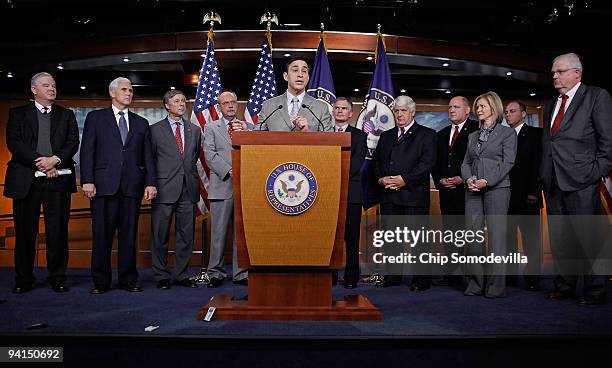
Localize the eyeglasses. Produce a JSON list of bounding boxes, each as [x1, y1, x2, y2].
[[550, 68, 578, 76], [219, 100, 238, 106]]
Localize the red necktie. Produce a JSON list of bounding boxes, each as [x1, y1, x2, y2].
[[397, 126, 406, 142], [550, 94, 568, 136], [337, 126, 344, 132], [450, 125, 459, 147], [227, 121, 233, 140], [175, 122, 184, 157]]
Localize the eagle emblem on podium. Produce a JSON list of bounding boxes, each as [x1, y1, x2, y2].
[[265, 162, 318, 215]]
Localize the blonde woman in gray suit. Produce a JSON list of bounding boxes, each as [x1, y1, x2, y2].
[[461, 91, 517, 298]]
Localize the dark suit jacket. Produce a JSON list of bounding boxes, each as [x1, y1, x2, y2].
[[509, 124, 543, 212], [374, 122, 437, 207], [79, 108, 156, 198], [345, 125, 367, 204], [150, 117, 202, 204], [4, 102, 79, 199], [540, 83, 612, 192], [431, 119, 479, 212]]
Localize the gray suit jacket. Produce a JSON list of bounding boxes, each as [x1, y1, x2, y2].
[[258, 92, 333, 132], [204, 118, 254, 200], [150, 117, 202, 204], [461, 124, 517, 189], [540, 83, 612, 192]]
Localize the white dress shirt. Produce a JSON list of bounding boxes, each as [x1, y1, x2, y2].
[[398, 120, 415, 138], [448, 120, 467, 146], [34, 101, 52, 114], [550, 81, 581, 129], [286, 90, 306, 115], [112, 104, 130, 131]]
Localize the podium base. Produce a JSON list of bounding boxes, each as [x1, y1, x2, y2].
[[199, 294, 382, 321]]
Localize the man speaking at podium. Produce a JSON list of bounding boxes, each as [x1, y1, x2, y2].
[[258, 57, 332, 132]]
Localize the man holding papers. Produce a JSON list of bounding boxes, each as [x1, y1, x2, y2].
[[4, 72, 79, 294]]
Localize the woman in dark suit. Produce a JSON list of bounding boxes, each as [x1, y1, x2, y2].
[[461, 91, 517, 298]]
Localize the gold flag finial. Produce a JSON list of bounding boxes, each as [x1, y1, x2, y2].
[[203, 11, 221, 32], [260, 12, 279, 33]]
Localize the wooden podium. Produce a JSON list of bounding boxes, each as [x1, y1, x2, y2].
[[199, 131, 381, 320]]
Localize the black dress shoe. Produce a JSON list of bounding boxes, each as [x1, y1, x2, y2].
[[377, 279, 401, 288], [432, 278, 450, 287], [90, 286, 109, 294], [577, 295, 606, 306], [207, 277, 222, 288], [157, 279, 171, 289], [547, 289, 574, 300], [410, 283, 431, 291], [344, 281, 357, 289], [524, 283, 541, 292], [12, 284, 33, 294], [233, 278, 248, 286], [506, 275, 519, 287], [51, 282, 69, 293], [176, 278, 198, 288], [119, 282, 143, 292]]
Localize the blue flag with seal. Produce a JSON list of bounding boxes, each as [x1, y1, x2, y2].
[[306, 33, 336, 112], [356, 31, 396, 209]]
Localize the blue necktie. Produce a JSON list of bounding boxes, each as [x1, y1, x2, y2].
[[118, 111, 128, 145]]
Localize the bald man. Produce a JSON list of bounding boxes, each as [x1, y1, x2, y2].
[[431, 96, 479, 287]]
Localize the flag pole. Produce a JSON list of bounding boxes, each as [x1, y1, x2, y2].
[[193, 11, 222, 284]]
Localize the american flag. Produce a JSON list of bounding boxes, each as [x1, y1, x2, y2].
[[244, 32, 277, 124], [601, 174, 612, 215], [191, 32, 223, 217]]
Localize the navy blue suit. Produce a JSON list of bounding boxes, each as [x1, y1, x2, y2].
[[80, 108, 155, 288], [374, 123, 437, 209], [374, 122, 437, 287], [343, 125, 368, 284]]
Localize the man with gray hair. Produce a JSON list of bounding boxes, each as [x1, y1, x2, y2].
[[373, 95, 437, 289], [204, 90, 252, 288], [80, 77, 157, 294], [149, 90, 202, 289], [4, 72, 79, 294], [540, 53, 612, 305]]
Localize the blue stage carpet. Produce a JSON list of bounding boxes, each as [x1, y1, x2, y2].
[[1, 267, 611, 338]]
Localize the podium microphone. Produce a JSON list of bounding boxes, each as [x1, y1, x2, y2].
[[302, 104, 325, 132], [256, 105, 283, 131]]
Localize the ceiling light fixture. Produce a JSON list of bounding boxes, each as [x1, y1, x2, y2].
[[57, 63, 64, 70], [506, 71, 513, 76], [80, 85, 86, 90], [529, 92, 536, 97], [548, 7, 559, 23], [442, 62, 450, 67], [122, 57, 130, 63]]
